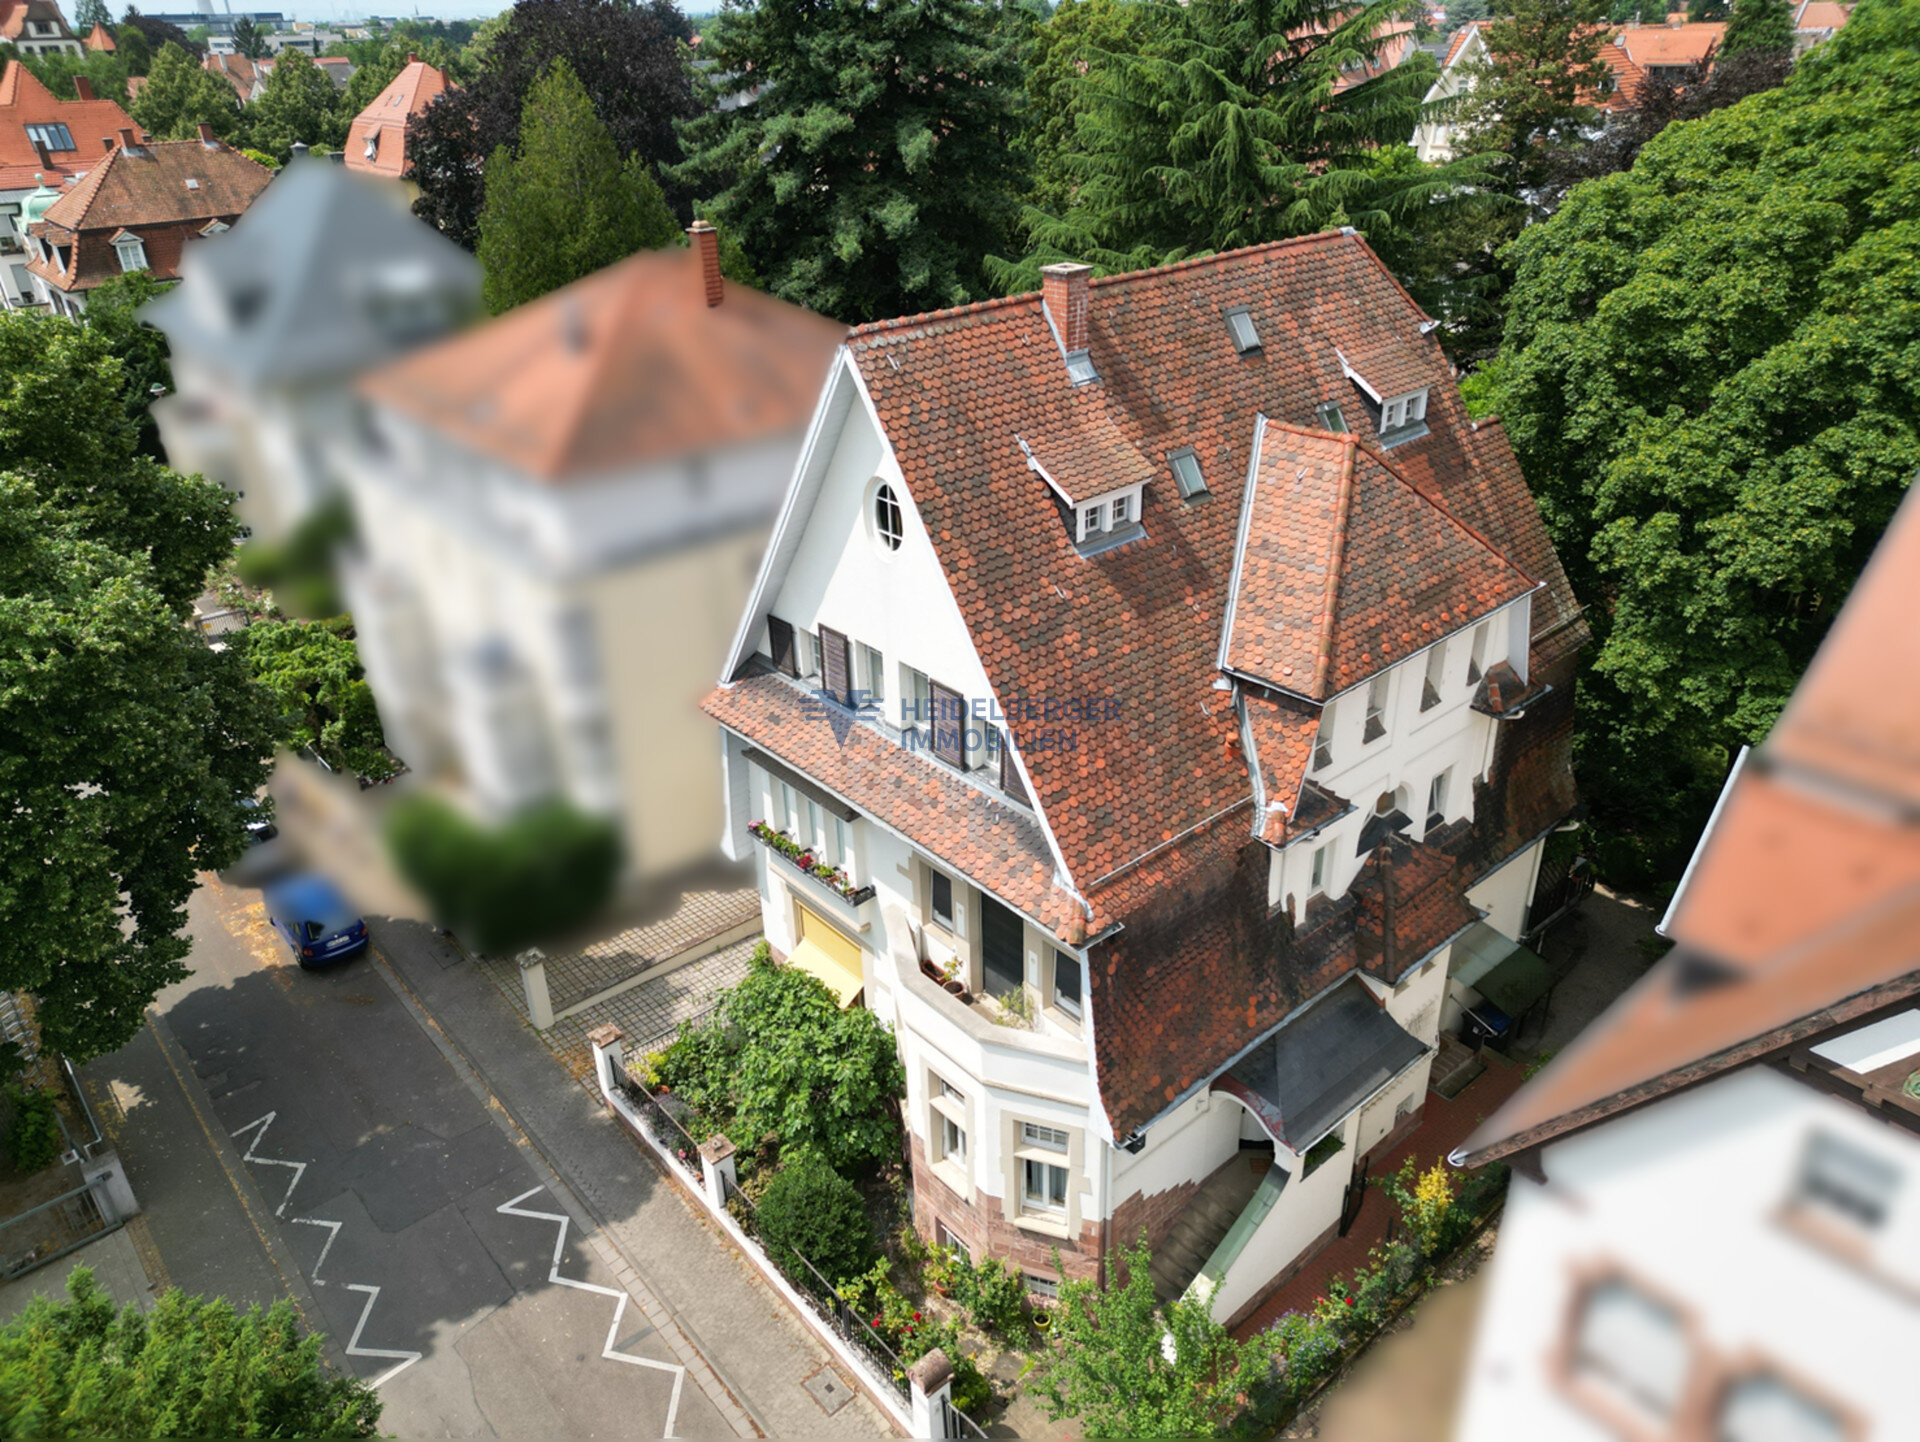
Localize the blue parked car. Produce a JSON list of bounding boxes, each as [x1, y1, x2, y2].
[[263, 875, 369, 968]]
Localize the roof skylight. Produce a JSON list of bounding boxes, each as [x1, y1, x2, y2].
[[1170, 448, 1207, 498], [1065, 350, 1099, 386], [1226, 307, 1261, 354]]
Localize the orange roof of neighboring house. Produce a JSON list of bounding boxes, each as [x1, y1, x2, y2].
[[362, 241, 848, 480], [0, 59, 140, 189], [1793, 0, 1852, 28], [1614, 20, 1726, 68], [343, 56, 450, 179], [26, 135, 272, 291], [204, 52, 268, 101], [1441, 22, 1479, 66], [1457, 486, 1920, 1168], [83, 19, 114, 50]]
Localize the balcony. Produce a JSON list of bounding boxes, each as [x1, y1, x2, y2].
[[747, 821, 876, 923]]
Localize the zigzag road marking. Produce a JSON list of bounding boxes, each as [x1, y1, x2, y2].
[[498, 1186, 686, 1440], [345, 1283, 422, 1389], [230, 1112, 307, 1217], [290, 1216, 342, 1285]]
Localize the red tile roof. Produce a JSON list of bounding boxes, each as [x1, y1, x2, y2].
[[1242, 692, 1322, 844], [362, 242, 846, 481], [343, 57, 449, 180], [83, 20, 113, 50], [1457, 488, 1920, 1166], [1793, 1, 1852, 30], [203, 53, 266, 102], [26, 136, 270, 292], [0, 0, 68, 42], [1222, 424, 1536, 700], [842, 233, 1579, 890], [1614, 20, 1726, 68], [0, 59, 140, 188]]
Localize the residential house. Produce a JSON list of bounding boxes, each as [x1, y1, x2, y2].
[[23, 126, 269, 317], [336, 225, 845, 880], [81, 19, 112, 50], [314, 55, 355, 92], [0, 58, 139, 306], [1612, 18, 1727, 81], [1416, 21, 1647, 162], [204, 52, 272, 105], [344, 55, 448, 188], [1451, 487, 1920, 1442], [1792, 0, 1853, 50], [0, 0, 80, 58], [701, 236, 1588, 1322], [145, 158, 479, 545]]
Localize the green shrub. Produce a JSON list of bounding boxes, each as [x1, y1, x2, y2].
[[949, 1351, 992, 1414], [953, 1252, 1027, 1337], [385, 795, 621, 954], [755, 1155, 875, 1287], [5, 1086, 63, 1173], [653, 945, 905, 1176]]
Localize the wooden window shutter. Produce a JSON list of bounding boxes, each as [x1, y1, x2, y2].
[[768, 616, 797, 677], [929, 680, 965, 767], [819, 625, 852, 705], [999, 731, 1029, 803]]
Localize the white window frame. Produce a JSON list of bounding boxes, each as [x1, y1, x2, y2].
[[1017, 1122, 1072, 1216], [903, 664, 932, 740], [1421, 642, 1446, 711], [1052, 949, 1082, 1019], [872, 479, 905, 551], [1078, 502, 1105, 541], [1381, 389, 1429, 433], [859, 642, 885, 705], [113, 236, 147, 274], [928, 865, 962, 936], [1426, 769, 1451, 835], [1312, 699, 1335, 771], [1109, 491, 1132, 526], [1467, 622, 1489, 684], [930, 1073, 969, 1173], [1363, 674, 1390, 744], [1310, 843, 1328, 894]]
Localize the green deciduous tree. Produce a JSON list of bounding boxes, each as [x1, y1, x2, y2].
[[657, 945, 906, 1175], [1486, 0, 1920, 882], [477, 59, 679, 314], [113, 22, 151, 73], [0, 316, 281, 1061], [0, 1268, 379, 1436], [244, 48, 344, 161], [128, 41, 241, 141], [1454, 0, 1614, 197], [674, 0, 1026, 323], [236, 618, 394, 780], [1037, 1236, 1276, 1438], [22, 48, 131, 103], [1722, 0, 1796, 53], [75, 271, 174, 457]]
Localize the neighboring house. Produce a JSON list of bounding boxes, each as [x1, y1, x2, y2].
[[0, 59, 140, 307], [1792, 0, 1853, 50], [23, 126, 270, 317], [145, 159, 479, 545], [701, 235, 1588, 1322], [343, 55, 448, 187], [1612, 18, 1727, 80], [1452, 487, 1920, 1442], [1415, 21, 1647, 162], [314, 55, 355, 92], [0, 0, 80, 57], [81, 19, 113, 50], [337, 225, 845, 879], [205, 52, 272, 104]]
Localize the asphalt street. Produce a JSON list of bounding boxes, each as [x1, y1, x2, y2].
[[134, 876, 738, 1440]]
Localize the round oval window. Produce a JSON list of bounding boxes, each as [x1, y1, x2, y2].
[[873, 481, 904, 551]]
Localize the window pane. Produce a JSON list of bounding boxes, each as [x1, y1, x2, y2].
[[1111, 493, 1131, 524], [1800, 1131, 1899, 1228], [1719, 1375, 1843, 1442], [1574, 1281, 1688, 1421], [929, 681, 966, 766], [931, 871, 955, 929], [1022, 1122, 1069, 1153], [1054, 951, 1082, 1017]]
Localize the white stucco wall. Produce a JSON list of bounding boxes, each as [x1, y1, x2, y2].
[[1458, 1067, 1918, 1441]]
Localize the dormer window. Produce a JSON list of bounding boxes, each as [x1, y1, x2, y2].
[[112, 233, 147, 273], [1169, 447, 1207, 498], [364, 132, 379, 160], [1225, 307, 1260, 354], [25, 123, 74, 153], [1316, 402, 1348, 434], [1380, 389, 1429, 436], [1074, 483, 1145, 548]]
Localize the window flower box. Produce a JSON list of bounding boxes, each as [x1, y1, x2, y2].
[[747, 820, 877, 905]]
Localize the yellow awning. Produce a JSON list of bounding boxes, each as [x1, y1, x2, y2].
[[790, 904, 864, 1008]]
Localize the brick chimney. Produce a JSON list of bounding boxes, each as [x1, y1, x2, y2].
[[197, 122, 216, 146], [1042, 262, 1092, 354], [690, 220, 722, 307], [116, 127, 134, 150], [407, 51, 417, 64], [100, 136, 113, 152], [73, 75, 93, 101], [32, 138, 51, 169]]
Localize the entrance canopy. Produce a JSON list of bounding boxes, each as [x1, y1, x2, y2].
[[1451, 921, 1554, 1020], [1211, 977, 1427, 1152]]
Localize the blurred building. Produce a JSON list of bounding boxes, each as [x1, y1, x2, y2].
[[203, 52, 272, 104], [22, 126, 270, 318], [337, 226, 844, 881], [81, 19, 113, 51], [145, 159, 479, 543], [701, 237, 1589, 1311], [344, 55, 450, 190], [1453, 488, 1920, 1441], [0, 61, 139, 307]]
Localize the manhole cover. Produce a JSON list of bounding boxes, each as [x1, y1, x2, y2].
[[802, 1366, 852, 1416]]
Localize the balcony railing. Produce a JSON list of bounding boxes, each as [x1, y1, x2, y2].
[[746, 821, 876, 906]]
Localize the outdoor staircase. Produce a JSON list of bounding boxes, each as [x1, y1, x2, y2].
[[1149, 1152, 1269, 1306], [1431, 1031, 1487, 1099]]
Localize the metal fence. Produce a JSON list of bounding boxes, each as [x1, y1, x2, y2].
[[0, 1175, 115, 1281], [615, 1071, 913, 1406]]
